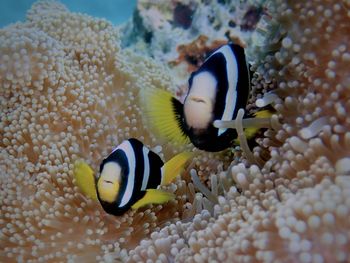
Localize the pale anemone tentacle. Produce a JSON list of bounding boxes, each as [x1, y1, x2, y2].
[[214, 116, 272, 130], [271, 113, 283, 131], [335, 158, 350, 175], [190, 169, 218, 204], [256, 92, 279, 108], [214, 108, 266, 167], [299, 117, 330, 139], [235, 109, 265, 167]]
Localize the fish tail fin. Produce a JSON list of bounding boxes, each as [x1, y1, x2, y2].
[[131, 189, 175, 210], [140, 88, 189, 145], [73, 160, 98, 201], [161, 152, 193, 186]]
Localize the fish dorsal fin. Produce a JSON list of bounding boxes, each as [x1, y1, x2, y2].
[[140, 88, 189, 145], [162, 152, 193, 186], [131, 189, 174, 210], [73, 160, 98, 201]]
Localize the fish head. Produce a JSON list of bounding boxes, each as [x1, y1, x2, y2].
[[97, 162, 121, 203], [184, 71, 217, 130]]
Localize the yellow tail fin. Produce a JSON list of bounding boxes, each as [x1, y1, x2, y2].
[[73, 160, 98, 201], [162, 152, 193, 185], [140, 88, 189, 145], [131, 189, 175, 210]]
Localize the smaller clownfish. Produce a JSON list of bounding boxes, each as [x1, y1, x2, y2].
[[141, 43, 271, 152], [73, 138, 192, 216]]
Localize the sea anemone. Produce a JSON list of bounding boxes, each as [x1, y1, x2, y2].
[[0, 1, 194, 261], [1, 0, 349, 262]]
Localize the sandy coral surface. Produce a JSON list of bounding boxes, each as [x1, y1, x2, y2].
[[1, 0, 350, 262]]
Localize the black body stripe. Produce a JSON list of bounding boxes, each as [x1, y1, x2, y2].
[[230, 43, 250, 119], [147, 150, 163, 188]]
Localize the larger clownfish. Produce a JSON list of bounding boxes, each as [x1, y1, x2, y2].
[[73, 138, 192, 216], [141, 43, 270, 152]]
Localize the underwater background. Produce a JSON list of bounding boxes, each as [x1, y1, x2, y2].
[[1, 0, 349, 262], [0, 0, 136, 27]]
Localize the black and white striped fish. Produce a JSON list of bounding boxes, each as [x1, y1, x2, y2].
[[182, 43, 251, 151], [73, 138, 192, 216], [141, 43, 254, 152]]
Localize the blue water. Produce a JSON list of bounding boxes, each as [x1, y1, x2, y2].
[[0, 0, 136, 28]]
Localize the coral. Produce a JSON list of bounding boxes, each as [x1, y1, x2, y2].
[[173, 2, 195, 29], [120, 0, 266, 89], [170, 35, 228, 73], [1, 0, 350, 262]]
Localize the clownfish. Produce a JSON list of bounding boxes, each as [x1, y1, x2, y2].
[[141, 43, 270, 152], [73, 138, 192, 216]]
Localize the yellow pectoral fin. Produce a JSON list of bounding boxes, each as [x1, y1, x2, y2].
[[139, 87, 189, 145], [254, 109, 273, 119], [214, 109, 273, 138], [244, 109, 273, 140], [131, 189, 175, 210], [73, 160, 98, 201], [162, 152, 193, 185]]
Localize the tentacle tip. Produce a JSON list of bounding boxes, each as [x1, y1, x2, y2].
[[213, 120, 221, 128], [255, 98, 266, 108], [335, 158, 350, 175], [256, 93, 279, 108], [299, 128, 312, 139]]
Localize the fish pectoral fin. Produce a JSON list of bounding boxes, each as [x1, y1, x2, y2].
[[131, 189, 175, 210], [73, 160, 98, 201], [213, 109, 273, 140], [162, 152, 193, 186], [244, 109, 273, 140], [139, 87, 189, 145]]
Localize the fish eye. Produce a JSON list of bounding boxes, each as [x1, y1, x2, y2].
[[103, 180, 114, 184], [191, 97, 206, 104]]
